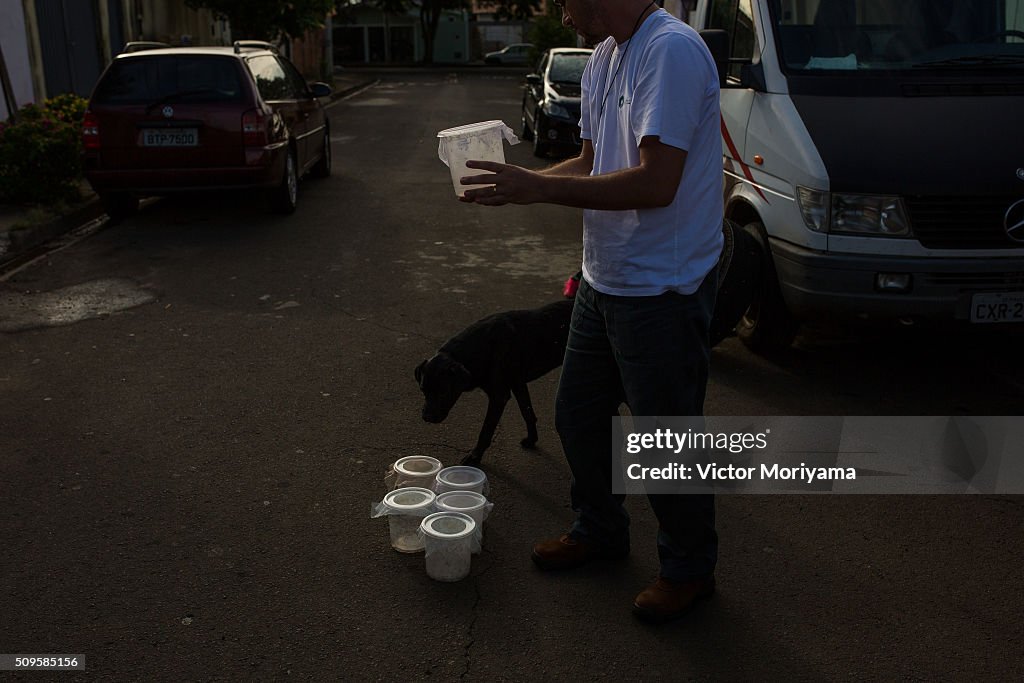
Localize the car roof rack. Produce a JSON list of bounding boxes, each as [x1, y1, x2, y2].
[[233, 40, 278, 54], [123, 41, 172, 53]]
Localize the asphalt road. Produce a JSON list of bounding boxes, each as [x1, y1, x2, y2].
[[1, 69, 1022, 680]]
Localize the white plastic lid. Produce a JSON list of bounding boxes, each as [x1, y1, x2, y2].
[[383, 487, 436, 510], [436, 120, 505, 139], [420, 511, 477, 539], [393, 456, 442, 477], [436, 466, 487, 490], [435, 490, 488, 513]]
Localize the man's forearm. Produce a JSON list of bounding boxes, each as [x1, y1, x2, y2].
[[540, 166, 673, 210], [538, 154, 593, 178]]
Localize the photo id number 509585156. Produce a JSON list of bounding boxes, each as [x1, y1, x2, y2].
[[0, 655, 85, 671]]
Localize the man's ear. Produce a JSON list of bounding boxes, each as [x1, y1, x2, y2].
[[414, 360, 426, 385]]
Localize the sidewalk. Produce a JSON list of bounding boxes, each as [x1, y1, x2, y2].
[[0, 73, 376, 269]]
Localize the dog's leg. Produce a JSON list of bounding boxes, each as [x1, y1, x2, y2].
[[511, 383, 539, 449], [462, 391, 510, 466]]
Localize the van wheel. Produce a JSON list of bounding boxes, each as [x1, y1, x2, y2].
[[100, 193, 139, 223], [271, 147, 298, 214], [311, 129, 331, 179], [710, 219, 762, 347], [736, 221, 798, 352]]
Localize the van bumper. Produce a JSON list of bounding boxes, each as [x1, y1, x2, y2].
[[771, 239, 1024, 322]]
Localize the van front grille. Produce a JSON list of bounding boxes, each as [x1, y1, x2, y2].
[[904, 196, 1023, 249]]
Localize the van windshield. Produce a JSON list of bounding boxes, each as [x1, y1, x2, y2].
[[771, 0, 1024, 72], [92, 56, 246, 104]]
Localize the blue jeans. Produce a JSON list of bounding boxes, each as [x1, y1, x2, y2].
[[554, 274, 718, 581]]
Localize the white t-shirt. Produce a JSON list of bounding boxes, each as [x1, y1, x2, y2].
[[579, 9, 723, 296]]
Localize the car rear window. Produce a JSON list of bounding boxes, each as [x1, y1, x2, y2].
[[92, 56, 246, 105]]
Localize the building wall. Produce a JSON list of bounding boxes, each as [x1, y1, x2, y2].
[[334, 9, 469, 64], [0, 0, 37, 116]]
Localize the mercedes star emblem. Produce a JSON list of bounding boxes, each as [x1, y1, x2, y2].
[[162, 106, 174, 118], [1005, 199, 1024, 243]]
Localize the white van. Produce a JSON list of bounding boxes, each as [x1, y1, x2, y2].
[[682, 0, 1024, 350]]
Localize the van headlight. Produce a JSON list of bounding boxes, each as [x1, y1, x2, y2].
[[796, 187, 910, 236], [832, 194, 910, 236], [544, 102, 571, 119]]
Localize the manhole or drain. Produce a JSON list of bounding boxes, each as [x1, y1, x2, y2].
[[0, 278, 156, 332]]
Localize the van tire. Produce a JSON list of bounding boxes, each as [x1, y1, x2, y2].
[[100, 193, 139, 223], [710, 219, 761, 347], [736, 221, 798, 352], [271, 147, 299, 214]]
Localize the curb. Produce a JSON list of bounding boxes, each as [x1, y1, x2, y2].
[[0, 197, 105, 270]]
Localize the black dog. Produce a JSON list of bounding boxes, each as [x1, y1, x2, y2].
[[415, 299, 574, 465]]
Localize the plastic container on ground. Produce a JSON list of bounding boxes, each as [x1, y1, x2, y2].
[[435, 466, 488, 495], [377, 487, 436, 553], [435, 491, 492, 554], [437, 120, 519, 197], [420, 511, 478, 582], [387, 455, 442, 490]]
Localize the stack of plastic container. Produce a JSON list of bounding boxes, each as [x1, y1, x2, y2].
[[372, 458, 493, 582]]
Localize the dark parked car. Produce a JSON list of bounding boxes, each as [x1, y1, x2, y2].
[[521, 47, 593, 158], [82, 41, 333, 218]]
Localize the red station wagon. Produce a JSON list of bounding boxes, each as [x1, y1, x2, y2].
[[83, 41, 333, 218]]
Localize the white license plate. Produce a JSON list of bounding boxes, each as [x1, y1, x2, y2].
[[141, 129, 198, 147], [970, 292, 1024, 323]]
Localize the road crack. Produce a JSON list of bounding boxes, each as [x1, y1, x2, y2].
[[460, 548, 495, 681]]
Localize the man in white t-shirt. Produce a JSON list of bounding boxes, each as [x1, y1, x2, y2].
[[461, 0, 723, 623]]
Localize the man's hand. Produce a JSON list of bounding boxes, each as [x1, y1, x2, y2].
[[459, 161, 546, 205]]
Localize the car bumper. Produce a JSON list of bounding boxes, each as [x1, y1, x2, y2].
[[772, 238, 1024, 322], [537, 115, 581, 148], [84, 147, 286, 194]]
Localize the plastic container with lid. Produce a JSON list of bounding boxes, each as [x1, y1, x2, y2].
[[419, 511, 479, 582], [371, 487, 436, 553], [386, 455, 443, 490], [436, 120, 519, 197], [435, 491, 492, 554], [435, 466, 488, 495]]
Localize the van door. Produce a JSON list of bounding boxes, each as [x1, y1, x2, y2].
[[705, 0, 759, 188]]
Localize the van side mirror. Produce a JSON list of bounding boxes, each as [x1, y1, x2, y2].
[[525, 74, 542, 86], [699, 29, 729, 88], [739, 63, 767, 92]]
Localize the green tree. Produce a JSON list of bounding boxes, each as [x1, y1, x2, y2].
[[416, 0, 470, 65], [185, 0, 335, 42], [491, 0, 541, 21], [528, 1, 576, 60]]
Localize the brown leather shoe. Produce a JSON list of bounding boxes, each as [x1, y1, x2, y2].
[[632, 575, 716, 623], [531, 534, 628, 571]]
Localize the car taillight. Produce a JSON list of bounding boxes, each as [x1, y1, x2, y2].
[[242, 109, 267, 146], [82, 111, 100, 150]]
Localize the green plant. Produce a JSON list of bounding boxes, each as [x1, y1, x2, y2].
[[0, 95, 88, 205]]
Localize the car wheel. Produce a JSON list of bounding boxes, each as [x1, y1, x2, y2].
[[271, 147, 299, 214], [520, 102, 534, 141], [532, 111, 551, 158], [100, 192, 139, 223], [735, 221, 798, 352], [311, 129, 331, 179]]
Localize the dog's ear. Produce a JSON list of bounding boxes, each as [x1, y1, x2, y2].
[[449, 360, 473, 390], [414, 360, 426, 386]]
